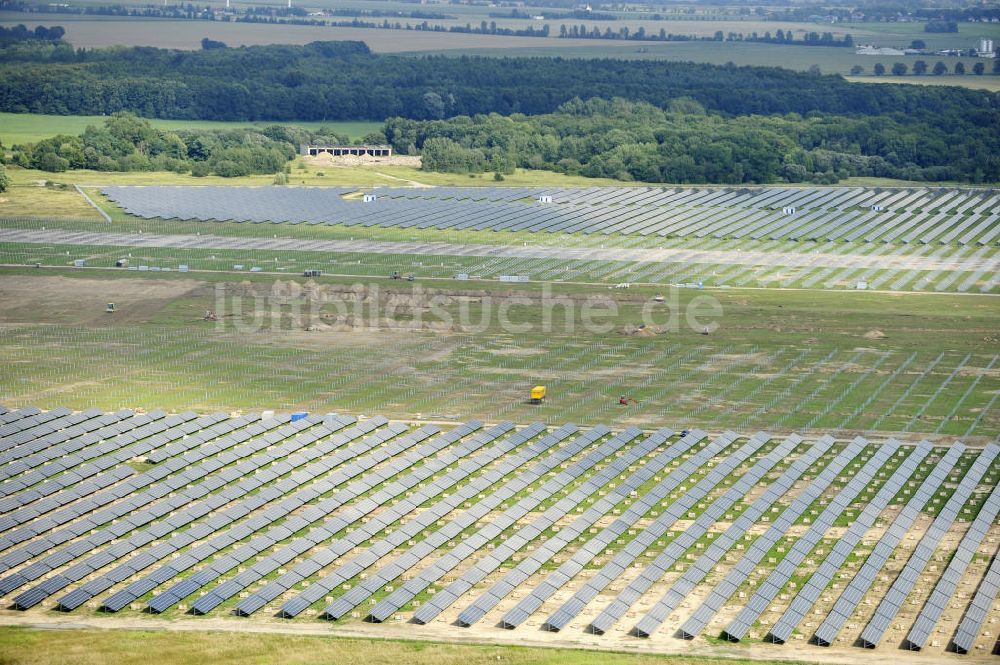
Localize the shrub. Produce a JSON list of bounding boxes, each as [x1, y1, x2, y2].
[[190, 161, 210, 177]]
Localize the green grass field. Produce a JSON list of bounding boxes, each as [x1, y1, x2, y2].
[[0, 268, 995, 440], [0, 113, 382, 147], [0, 627, 814, 665]]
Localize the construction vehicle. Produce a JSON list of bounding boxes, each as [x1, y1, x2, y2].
[[529, 385, 546, 404], [390, 271, 401, 280], [618, 395, 637, 406]]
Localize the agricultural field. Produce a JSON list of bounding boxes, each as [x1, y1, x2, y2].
[[2, 10, 996, 77], [415, 40, 974, 77], [0, 14, 592, 52]]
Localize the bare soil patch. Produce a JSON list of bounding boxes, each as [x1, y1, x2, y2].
[[0, 275, 203, 325]]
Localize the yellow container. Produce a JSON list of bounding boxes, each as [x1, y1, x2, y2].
[[530, 385, 546, 402]]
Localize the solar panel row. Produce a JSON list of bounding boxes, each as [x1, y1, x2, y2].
[[0, 412, 256, 535], [97, 416, 408, 612], [456, 427, 710, 629], [404, 426, 662, 625], [0, 412, 242, 569], [102, 186, 1000, 244], [675, 437, 869, 640], [722, 438, 901, 642], [54, 415, 366, 612], [496, 429, 712, 630], [0, 408, 100, 456], [0, 408, 72, 445], [308, 423, 584, 621], [330, 426, 654, 623], [10, 416, 336, 609], [252, 426, 584, 618], [951, 536, 1000, 654], [182, 420, 515, 615], [0, 412, 289, 561], [150, 421, 450, 614], [0, 409, 134, 475]]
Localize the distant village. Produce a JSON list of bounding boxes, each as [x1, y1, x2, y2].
[[857, 37, 996, 59]]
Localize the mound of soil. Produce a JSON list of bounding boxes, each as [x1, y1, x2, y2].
[[304, 154, 422, 168]]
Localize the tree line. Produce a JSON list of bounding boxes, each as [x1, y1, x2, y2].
[[10, 100, 1000, 184], [388, 97, 999, 184], [0, 24, 65, 43], [854, 60, 999, 77], [7, 113, 352, 177]]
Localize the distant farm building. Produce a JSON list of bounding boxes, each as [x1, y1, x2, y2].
[[301, 144, 393, 157]]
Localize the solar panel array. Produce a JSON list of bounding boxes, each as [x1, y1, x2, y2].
[[540, 431, 769, 632], [102, 185, 1000, 244], [905, 466, 1000, 652], [675, 436, 869, 640], [858, 443, 1000, 649], [765, 441, 933, 644], [0, 405, 998, 659], [722, 438, 901, 642], [810, 444, 967, 647], [586, 434, 803, 636]]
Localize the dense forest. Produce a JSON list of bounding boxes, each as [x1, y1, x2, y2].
[[2, 40, 998, 183], [1, 40, 996, 124], [389, 98, 999, 183]]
